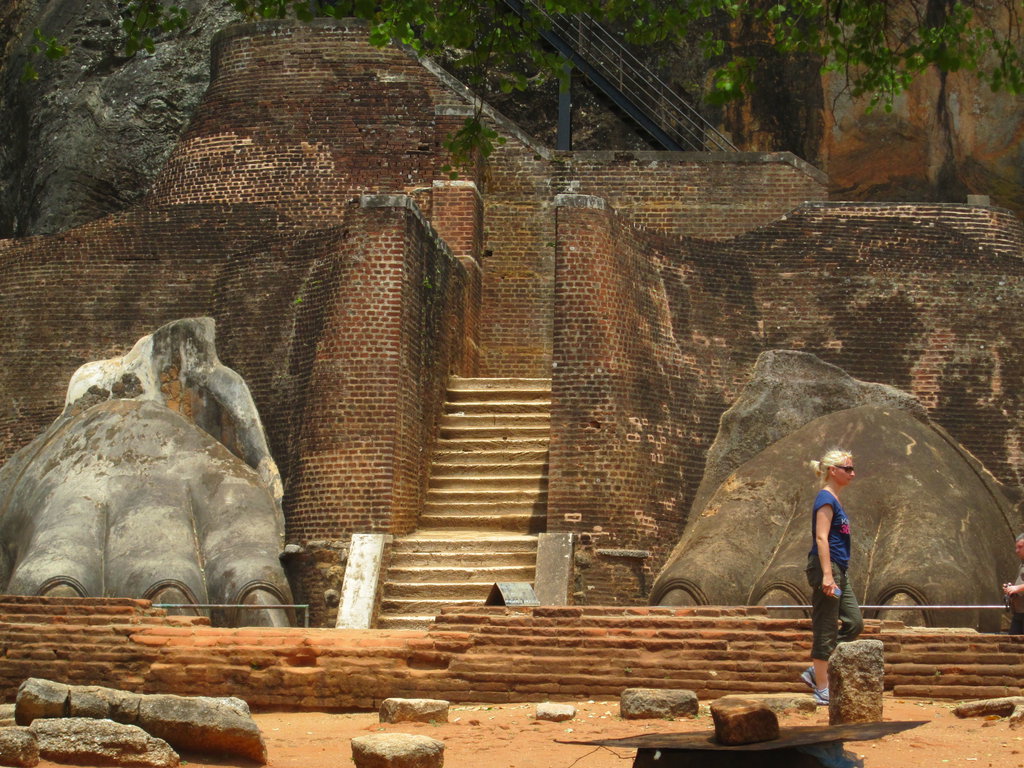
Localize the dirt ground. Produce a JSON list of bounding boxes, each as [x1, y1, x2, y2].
[[33, 694, 1024, 768]]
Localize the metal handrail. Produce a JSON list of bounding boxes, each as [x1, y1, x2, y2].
[[518, 0, 737, 152], [153, 603, 311, 628]]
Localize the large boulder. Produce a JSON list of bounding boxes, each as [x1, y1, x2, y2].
[[651, 404, 1019, 631]]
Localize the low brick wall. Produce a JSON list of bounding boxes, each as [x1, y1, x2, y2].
[[1, 596, 1020, 708]]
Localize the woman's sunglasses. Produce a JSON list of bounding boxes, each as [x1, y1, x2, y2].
[[834, 465, 855, 473]]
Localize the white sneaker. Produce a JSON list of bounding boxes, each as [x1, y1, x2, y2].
[[813, 687, 830, 706], [800, 666, 816, 690]]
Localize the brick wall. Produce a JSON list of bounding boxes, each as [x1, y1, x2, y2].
[[3, 20, 1024, 620], [549, 196, 1024, 599], [479, 147, 829, 377], [1, 597, 1019, 708]]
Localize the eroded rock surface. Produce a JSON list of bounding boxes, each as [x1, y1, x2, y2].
[[652, 404, 1019, 631], [0, 319, 291, 626], [16, 680, 266, 764], [0, 0, 241, 237], [30, 718, 178, 768]]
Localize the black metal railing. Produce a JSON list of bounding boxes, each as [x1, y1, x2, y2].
[[506, 0, 737, 152]]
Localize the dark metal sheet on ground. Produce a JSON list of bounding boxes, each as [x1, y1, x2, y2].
[[556, 719, 926, 751]]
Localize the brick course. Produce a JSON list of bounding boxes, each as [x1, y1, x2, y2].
[[0, 596, 1019, 708]]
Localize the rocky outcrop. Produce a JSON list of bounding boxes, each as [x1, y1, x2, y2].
[[0, 0, 240, 236]]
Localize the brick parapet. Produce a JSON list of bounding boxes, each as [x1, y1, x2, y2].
[[2, 597, 1019, 708]]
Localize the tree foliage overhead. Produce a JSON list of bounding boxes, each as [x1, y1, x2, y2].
[[20, 0, 1024, 160]]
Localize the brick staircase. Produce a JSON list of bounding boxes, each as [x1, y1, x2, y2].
[[377, 377, 551, 629]]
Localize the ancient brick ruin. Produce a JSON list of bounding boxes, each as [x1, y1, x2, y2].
[[2, 18, 1023, 634]]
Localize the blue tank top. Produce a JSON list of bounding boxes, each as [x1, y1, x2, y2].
[[808, 489, 851, 570]]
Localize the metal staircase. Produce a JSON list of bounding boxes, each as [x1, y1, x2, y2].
[[504, 0, 737, 152]]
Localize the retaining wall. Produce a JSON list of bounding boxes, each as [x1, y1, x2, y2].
[[1, 597, 1019, 709]]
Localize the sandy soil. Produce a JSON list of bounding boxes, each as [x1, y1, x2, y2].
[[33, 694, 1024, 768]]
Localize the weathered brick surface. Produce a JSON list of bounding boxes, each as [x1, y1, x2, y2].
[[1, 598, 1020, 708], [2, 19, 1023, 622], [549, 196, 1024, 600], [0, 22, 476, 625]]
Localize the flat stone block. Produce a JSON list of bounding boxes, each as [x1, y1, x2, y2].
[[351, 733, 444, 768], [620, 688, 698, 720], [379, 698, 450, 724], [535, 702, 575, 722], [710, 698, 779, 745]]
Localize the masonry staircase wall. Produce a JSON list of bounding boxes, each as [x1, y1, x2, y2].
[[377, 376, 550, 628]]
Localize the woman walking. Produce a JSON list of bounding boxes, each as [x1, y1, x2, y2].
[[801, 448, 864, 705]]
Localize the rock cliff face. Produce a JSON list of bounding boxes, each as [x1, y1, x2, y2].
[[0, 0, 239, 236], [1, 2, 1021, 235]]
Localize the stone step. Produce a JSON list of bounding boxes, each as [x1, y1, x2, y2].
[[432, 460, 548, 474], [439, 425, 550, 440], [382, 597, 489, 615], [434, 440, 549, 454], [417, 513, 545, 533], [376, 615, 436, 630], [376, 375, 550, 629], [421, 502, 545, 517], [448, 377, 551, 392], [439, 413, 550, 428], [425, 488, 547, 503], [445, 400, 552, 414], [387, 565, 536, 583], [384, 581, 522, 600], [391, 533, 539, 553], [389, 550, 537, 568], [428, 474, 548, 490]]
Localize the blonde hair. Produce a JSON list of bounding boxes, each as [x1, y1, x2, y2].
[[809, 448, 853, 483]]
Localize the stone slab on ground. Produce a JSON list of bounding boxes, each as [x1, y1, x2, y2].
[[15, 679, 266, 763], [953, 696, 1024, 727], [30, 717, 178, 768], [379, 699, 449, 724], [535, 703, 575, 722], [351, 732, 444, 768], [620, 688, 698, 720], [0, 726, 39, 767]]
